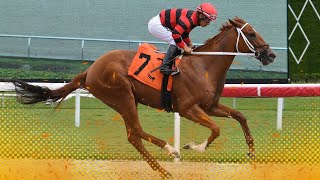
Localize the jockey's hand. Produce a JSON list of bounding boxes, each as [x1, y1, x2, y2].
[[188, 43, 197, 50], [183, 46, 193, 54]]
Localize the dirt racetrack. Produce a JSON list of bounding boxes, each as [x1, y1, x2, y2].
[[0, 159, 319, 179]]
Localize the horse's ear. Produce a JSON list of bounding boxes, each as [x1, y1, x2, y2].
[[228, 19, 238, 27]]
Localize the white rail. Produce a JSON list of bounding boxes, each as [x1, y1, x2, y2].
[[0, 34, 287, 60]]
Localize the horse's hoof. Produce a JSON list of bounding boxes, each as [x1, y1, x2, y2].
[[183, 144, 189, 149], [183, 142, 195, 150], [164, 143, 180, 158], [247, 152, 255, 159], [172, 151, 180, 158]]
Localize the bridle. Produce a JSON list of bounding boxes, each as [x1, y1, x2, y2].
[[191, 22, 270, 58], [235, 22, 269, 58]]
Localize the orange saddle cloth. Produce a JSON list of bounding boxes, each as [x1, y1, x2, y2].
[[128, 43, 181, 91]]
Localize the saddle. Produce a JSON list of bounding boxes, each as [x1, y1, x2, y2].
[[128, 43, 182, 112]]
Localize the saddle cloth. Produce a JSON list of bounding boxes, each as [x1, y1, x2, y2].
[[128, 43, 181, 91]]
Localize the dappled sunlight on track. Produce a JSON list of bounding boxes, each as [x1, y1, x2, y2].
[[0, 159, 319, 179]]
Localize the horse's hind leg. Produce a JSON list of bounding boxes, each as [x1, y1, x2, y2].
[[208, 103, 255, 158], [179, 105, 220, 152]]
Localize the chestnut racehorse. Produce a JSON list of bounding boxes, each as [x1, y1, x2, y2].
[[8, 17, 276, 178]]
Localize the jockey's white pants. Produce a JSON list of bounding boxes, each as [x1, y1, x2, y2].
[[148, 15, 176, 46]]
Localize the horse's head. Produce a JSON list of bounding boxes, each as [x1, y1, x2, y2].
[[228, 18, 276, 65]]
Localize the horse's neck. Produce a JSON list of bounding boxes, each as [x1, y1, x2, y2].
[[196, 27, 237, 54], [194, 27, 238, 75]]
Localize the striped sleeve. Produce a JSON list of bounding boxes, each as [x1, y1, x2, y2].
[[182, 32, 191, 45], [171, 10, 194, 48], [172, 23, 186, 48]]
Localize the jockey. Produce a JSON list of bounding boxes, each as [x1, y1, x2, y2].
[[148, 2, 218, 75]]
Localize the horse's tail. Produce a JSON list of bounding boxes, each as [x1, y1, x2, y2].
[[9, 70, 88, 105]]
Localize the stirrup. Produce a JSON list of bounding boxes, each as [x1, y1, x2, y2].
[[170, 67, 180, 76], [160, 67, 180, 76], [160, 67, 176, 75]]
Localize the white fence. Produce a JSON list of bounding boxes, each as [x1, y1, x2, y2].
[[0, 34, 287, 72], [0, 35, 287, 59]]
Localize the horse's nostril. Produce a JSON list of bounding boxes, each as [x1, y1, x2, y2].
[[269, 56, 275, 62], [269, 53, 276, 59]]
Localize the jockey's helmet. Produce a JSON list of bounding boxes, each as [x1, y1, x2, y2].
[[196, 2, 217, 21]]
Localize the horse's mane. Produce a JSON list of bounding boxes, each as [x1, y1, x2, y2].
[[194, 17, 246, 51]]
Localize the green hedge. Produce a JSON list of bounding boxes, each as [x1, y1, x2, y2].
[[288, 0, 320, 82]]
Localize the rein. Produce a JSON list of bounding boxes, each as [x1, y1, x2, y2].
[[191, 23, 266, 57], [191, 52, 254, 56]]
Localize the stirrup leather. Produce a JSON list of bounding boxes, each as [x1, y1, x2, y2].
[[170, 67, 180, 76]]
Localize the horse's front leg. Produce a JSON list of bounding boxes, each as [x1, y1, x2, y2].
[[208, 103, 255, 158], [179, 105, 220, 152], [139, 131, 180, 158], [120, 105, 172, 178]]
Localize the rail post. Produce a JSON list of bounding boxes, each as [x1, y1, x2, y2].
[[75, 89, 81, 127], [277, 97, 284, 130], [174, 112, 180, 162]]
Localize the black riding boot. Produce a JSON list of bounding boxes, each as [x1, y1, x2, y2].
[[160, 44, 179, 75]]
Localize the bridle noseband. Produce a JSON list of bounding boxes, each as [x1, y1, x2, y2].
[[236, 23, 269, 59]]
